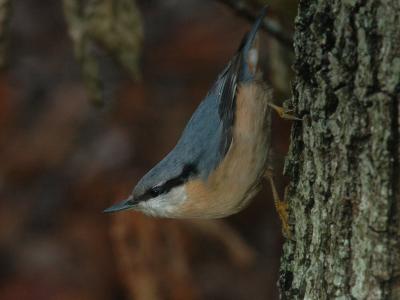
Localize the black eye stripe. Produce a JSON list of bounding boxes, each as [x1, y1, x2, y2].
[[137, 164, 197, 202]]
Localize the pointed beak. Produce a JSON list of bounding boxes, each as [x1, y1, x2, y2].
[[103, 196, 135, 213]]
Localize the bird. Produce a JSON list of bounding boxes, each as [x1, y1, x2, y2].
[[104, 7, 291, 234]]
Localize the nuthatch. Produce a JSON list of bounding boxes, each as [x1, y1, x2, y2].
[[105, 8, 290, 232]]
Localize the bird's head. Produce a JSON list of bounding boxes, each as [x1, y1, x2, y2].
[[104, 162, 198, 217]]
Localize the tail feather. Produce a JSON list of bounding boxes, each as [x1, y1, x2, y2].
[[238, 6, 268, 81], [240, 6, 267, 55]]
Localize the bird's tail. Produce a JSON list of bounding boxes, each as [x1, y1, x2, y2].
[[238, 6, 267, 81], [240, 6, 267, 54]]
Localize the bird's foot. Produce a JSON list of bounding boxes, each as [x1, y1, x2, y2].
[[264, 170, 291, 238], [274, 193, 290, 238], [268, 103, 301, 121]]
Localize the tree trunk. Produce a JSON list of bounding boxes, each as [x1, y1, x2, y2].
[[279, 0, 400, 299]]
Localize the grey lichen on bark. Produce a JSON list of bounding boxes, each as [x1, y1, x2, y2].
[[279, 0, 400, 299]]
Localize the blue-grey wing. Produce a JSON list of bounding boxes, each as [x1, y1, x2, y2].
[[217, 57, 240, 157], [174, 53, 244, 178]]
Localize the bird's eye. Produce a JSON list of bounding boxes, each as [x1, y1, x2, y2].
[[149, 185, 164, 197]]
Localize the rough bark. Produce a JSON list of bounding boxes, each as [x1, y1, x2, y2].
[[279, 0, 400, 299]]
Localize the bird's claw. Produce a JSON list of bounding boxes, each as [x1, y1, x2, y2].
[[274, 196, 290, 238], [265, 171, 292, 238], [269, 103, 302, 121]]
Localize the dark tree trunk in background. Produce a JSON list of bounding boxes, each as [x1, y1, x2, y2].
[[279, 0, 400, 299]]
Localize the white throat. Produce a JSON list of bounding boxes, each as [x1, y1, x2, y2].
[[136, 185, 188, 218]]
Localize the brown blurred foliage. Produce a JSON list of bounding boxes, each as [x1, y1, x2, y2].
[[0, 0, 11, 69], [63, 0, 143, 105], [0, 0, 296, 299]]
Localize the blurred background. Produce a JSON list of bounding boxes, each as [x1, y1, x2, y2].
[[0, 0, 297, 299]]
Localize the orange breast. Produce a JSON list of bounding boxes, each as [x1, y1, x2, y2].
[[180, 82, 272, 218]]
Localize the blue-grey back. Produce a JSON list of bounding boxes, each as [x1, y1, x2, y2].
[[132, 7, 267, 198], [133, 80, 225, 197]]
